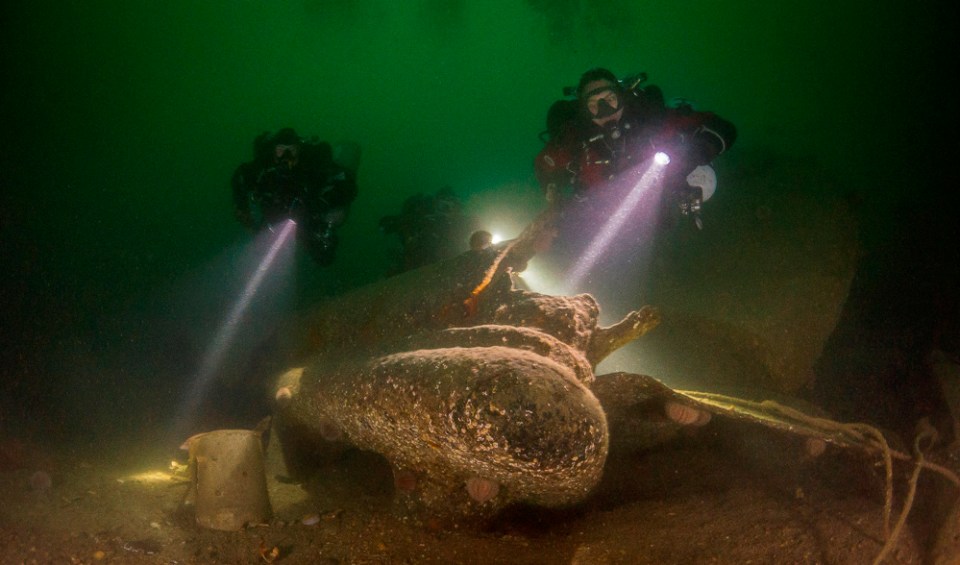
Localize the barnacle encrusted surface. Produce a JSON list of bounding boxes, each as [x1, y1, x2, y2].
[[273, 242, 659, 520]]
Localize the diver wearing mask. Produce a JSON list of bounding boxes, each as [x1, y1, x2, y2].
[[535, 67, 736, 210], [231, 127, 359, 265]]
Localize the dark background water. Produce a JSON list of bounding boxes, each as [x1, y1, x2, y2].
[[1, 1, 956, 443]]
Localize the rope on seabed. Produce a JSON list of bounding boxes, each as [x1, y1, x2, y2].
[[679, 392, 960, 561], [871, 421, 937, 565], [755, 399, 896, 537], [680, 392, 960, 489]]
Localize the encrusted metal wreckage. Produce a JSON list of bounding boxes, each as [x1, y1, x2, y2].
[[268, 211, 959, 559], [272, 232, 663, 519]]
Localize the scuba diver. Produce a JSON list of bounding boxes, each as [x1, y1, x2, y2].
[[231, 128, 359, 265], [378, 186, 480, 275], [530, 68, 737, 308], [469, 230, 494, 252], [535, 67, 737, 232]]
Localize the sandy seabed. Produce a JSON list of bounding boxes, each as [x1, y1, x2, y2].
[[0, 415, 933, 565]]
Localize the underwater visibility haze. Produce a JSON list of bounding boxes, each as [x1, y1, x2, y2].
[[1, 1, 958, 562]]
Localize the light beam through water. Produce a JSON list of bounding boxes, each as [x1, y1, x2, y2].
[[565, 156, 668, 292], [174, 219, 297, 436]]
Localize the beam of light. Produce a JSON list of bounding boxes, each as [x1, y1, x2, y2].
[[174, 219, 297, 435], [565, 156, 668, 293], [123, 470, 176, 484]]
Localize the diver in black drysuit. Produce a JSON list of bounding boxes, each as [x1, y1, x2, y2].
[[232, 128, 359, 265]]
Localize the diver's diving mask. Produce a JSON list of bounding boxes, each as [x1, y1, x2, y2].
[[273, 143, 301, 170], [585, 88, 620, 119], [274, 144, 300, 160]]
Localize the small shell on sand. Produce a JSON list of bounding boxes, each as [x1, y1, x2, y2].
[[694, 409, 712, 426], [665, 401, 711, 426], [804, 437, 827, 458], [301, 513, 321, 526], [465, 476, 499, 503], [30, 470, 52, 493], [275, 386, 293, 405]]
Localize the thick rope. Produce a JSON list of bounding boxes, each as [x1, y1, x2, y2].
[[871, 422, 937, 565], [678, 390, 960, 561], [679, 392, 960, 488], [846, 421, 894, 538]]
